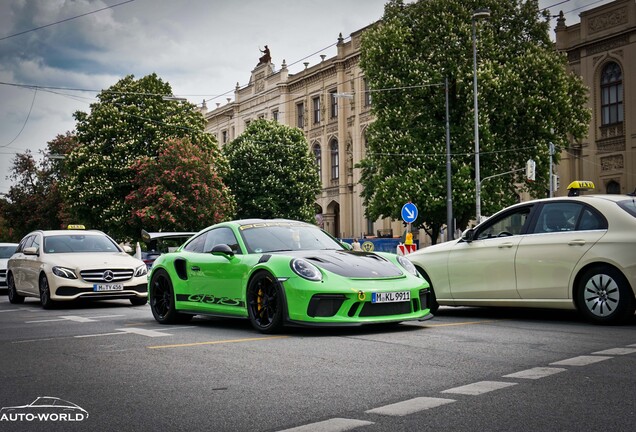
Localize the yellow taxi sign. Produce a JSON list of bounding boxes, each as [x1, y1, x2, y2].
[[67, 224, 86, 230], [567, 180, 595, 197]]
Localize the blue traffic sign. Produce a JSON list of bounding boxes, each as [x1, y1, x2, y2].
[[401, 202, 418, 223]]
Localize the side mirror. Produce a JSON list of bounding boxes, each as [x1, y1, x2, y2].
[[23, 246, 38, 256], [211, 244, 234, 258], [461, 229, 475, 243]]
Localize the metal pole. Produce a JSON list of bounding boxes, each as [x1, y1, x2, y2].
[[549, 141, 554, 198], [472, 16, 481, 224], [445, 77, 453, 240]]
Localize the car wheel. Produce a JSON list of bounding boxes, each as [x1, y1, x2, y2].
[[39, 274, 55, 309], [577, 266, 635, 324], [7, 273, 25, 304], [130, 297, 148, 306], [247, 271, 284, 334], [149, 269, 192, 324], [416, 267, 439, 314]]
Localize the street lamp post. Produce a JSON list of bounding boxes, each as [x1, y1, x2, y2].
[[472, 8, 490, 224]]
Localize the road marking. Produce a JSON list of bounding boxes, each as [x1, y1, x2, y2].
[[503, 367, 567, 380], [366, 397, 456, 416], [25, 314, 124, 324], [0, 309, 22, 313], [75, 332, 127, 338], [59, 315, 96, 322], [277, 418, 374, 432], [116, 327, 172, 337], [550, 355, 612, 366], [423, 320, 500, 327], [147, 335, 289, 349], [591, 348, 636, 356], [441, 381, 517, 395]]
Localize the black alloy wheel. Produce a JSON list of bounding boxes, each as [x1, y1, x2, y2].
[[39, 274, 55, 309], [247, 271, 283, 334], [7, 273, 25, 304], [150, 269, 192, 324], [577, 265, 635, 324]]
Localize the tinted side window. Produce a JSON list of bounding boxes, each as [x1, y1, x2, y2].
[[203, 227, 240, 254], [577, 207, 607, 230], [532, 203, 582, 233], [183, 233, 207, 253], [475, 206, 531, 240]]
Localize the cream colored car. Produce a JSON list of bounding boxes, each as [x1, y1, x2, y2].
[[408, 194, 636, 324], [7, 229, 148, 309]]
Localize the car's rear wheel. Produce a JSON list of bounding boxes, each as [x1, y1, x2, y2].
[[577, 265, 635, 324], [39, 274, 55, 309], [149, 269, 192, 324], [247, 271, 284, 334], [7, 273, 24, 304], [130, 297, 148, 306]]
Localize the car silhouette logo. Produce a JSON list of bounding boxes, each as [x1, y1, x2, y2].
[[103, 270, 114, 282]]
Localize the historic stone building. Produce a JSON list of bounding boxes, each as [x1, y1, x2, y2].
[[555, 0, 635, 196], [204, 27, 403, 240]]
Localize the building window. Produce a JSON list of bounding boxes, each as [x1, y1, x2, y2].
[[296, 102, 304, 128], [272, 109, 279, 122], [606, 180, 620, 194], [312, 96, 321, 124], [222, 130, 228, 144], [312, 142, 322, 182], [330, 140, 339, 180], [601, 62, 623, 125], [258, 114, 265, 120], [329, 89, 338, 118], [363, 78, 372, 107], [245, 119, 251, 128]]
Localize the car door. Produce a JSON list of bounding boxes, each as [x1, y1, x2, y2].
[[183, 227, 249, 316], [11, 234, 34, 293], [21, 233, 43, 295], [448, 205, 533, 300], [515, 202, 607, 300]]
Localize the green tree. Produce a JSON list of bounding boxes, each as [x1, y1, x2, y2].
[[126, 137, 235, 232], [223, 120, 321, 222], [3, 132, 79, 240], [359, 0, 590, 243], [61, 73, 216, 239]]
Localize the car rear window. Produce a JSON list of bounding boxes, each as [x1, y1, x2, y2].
[[617, 199, 636, 218]]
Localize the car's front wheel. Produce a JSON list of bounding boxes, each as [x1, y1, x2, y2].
[[577, 265, 635, 324], [39, 274, 55, 309], [7, 273, 25, 304], [247, 271, 284, 334], [149, 269, 192, 324], [415, 267, 439, 314]]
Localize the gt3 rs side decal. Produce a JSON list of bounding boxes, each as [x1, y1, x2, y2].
[[176, 293, 245, 307]]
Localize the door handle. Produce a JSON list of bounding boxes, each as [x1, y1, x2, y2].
[[497, 243, 514, 248], [191, 266, 200, 271], [568, 240, 586, 246]]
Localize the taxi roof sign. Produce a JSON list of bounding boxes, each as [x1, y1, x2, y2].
[[567, 180, 595, 197], [67, 224, 86, 230]]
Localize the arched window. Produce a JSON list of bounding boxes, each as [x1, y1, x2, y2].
[[330, 140, 339, 180], [312, 142, 322, 182], [606, 180, 620, 194], [601, 62, 623, 125]]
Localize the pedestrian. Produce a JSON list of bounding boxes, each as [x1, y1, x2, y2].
[[351, 238, 362, 251]]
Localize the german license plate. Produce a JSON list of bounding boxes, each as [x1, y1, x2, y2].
[[93, 284, 124, 292], [372, 291, 410, 303]]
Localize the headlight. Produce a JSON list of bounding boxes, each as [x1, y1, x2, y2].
[[134, 264, 148, 277], [397, 256, 418, 277], [52, 266, 78, 279], [291, 258, 322, 281]]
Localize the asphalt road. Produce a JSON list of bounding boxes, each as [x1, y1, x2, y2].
[[0, 295, 634, 432]]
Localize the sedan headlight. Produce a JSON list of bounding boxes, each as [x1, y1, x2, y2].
[[397, 256, 418, 277], [52, 266, 78, 279], [291, 258, 322, 281], [134, 264, 148, 277]]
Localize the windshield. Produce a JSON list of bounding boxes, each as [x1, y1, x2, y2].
[[617, 199, 636, 218], [239, 222, 344, 254], [0, 245, 17, 259], [43, 234, 121, 254]]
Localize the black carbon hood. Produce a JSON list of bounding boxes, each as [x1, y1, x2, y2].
[[283, 250, 404, 278]]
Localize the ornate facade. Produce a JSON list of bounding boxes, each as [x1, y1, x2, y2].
[[555, 0, 635, 195], [204, 27, 403, 240]]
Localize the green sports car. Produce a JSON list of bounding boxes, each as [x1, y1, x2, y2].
[[148, 219, 433, 333]]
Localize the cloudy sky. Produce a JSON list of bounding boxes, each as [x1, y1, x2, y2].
[[0, 0, 615, 196]]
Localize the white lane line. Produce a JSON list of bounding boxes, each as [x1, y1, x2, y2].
[[59, 315, 96, 322], [75, 332, 127, 338], [25, 318, 67, 323], [550, 355, 612, 366], [592, 348, 636, 356], [0, 309, 21, 313], [366, 397, 456, 416], [25, 314, 125, 324], [116, 327, 172, 337], [628, 343, 636, 348], [441, 381, 517, 395], [503, 367, 567, 380], [277, 418, 374, 432]]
